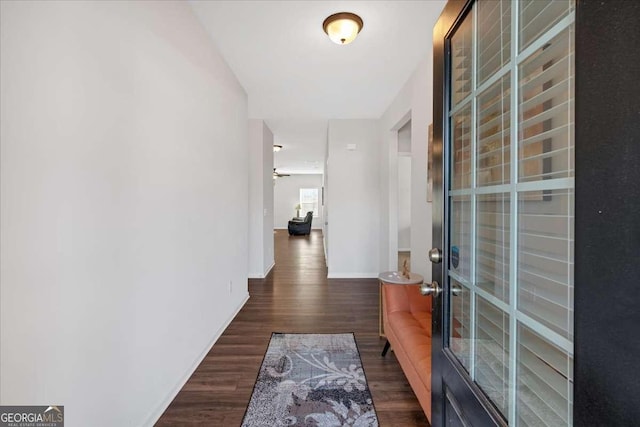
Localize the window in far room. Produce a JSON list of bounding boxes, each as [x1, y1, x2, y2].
[[300, 188, 319, 217]]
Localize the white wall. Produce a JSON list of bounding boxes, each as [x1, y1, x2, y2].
[[274, 174, 324, 229], [379, 55, 435, 280], [262, 125, 275, 275], [0, 2, 249, 426], [248, 120, 274, 278], [326, 120, 380, 278]]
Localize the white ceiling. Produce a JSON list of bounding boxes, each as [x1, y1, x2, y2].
[[190, 0, 446, 174], [268, 119, 327, 175]]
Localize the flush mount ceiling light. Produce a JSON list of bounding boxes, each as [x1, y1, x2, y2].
[[323, 12, 363, 45], [273, 145, 283, 152]]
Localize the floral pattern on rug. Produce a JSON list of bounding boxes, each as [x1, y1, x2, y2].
[[242, 333, 379, 427]]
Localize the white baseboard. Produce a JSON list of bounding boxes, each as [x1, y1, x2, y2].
[[248, 261, 275, 279], [326, 272, 379, 279], [144, 293, 250, 426], [398, 248, 411, 252], [263, 261, 275, 277]]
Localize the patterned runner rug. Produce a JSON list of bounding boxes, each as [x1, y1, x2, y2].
[[241, 333, 379, 427]]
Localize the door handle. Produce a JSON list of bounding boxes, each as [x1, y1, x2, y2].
[[429, 248, 442, 264], [421, 281, 442, 297]]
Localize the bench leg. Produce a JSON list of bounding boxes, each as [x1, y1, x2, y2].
[[381, 340, 391, 357]]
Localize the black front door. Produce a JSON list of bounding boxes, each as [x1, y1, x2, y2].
[[430, 1, 640, 426]]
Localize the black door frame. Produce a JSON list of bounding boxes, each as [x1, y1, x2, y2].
[[432, 0, 640, 425]]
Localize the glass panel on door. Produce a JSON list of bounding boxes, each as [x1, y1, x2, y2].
[[450, 279, 472, 372], [517, 324, 573, 426], [452, 106, 472, 190], [475, 295, 510, 416], [477, 76, 511, 187], [451, 8, 474, 107], [445, 1, 575, 424], [477, 0, 511, 85], [476, 193, 510, 302], [519, 27, 575, 183], [450, 194, 472, 372], [517, 189, 574, 340], [519, 1, 574, 51]]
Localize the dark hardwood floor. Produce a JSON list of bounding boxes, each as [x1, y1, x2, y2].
[[156, 230, 429, 426]]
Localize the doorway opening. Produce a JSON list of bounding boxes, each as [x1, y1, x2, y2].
[[397, 119, 412, 271]]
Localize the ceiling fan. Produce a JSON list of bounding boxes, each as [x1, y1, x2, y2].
[[273, 168, 290, 179]]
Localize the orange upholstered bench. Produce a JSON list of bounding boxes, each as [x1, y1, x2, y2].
[[381, 282, 433, 422]]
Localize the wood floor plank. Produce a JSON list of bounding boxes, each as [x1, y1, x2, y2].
[[156, 230, 429, 426]]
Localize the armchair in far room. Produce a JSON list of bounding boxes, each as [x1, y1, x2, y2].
[[288, 211, 313, 236]]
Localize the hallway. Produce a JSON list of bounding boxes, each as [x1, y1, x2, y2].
[[157, 230, 428, 426]]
